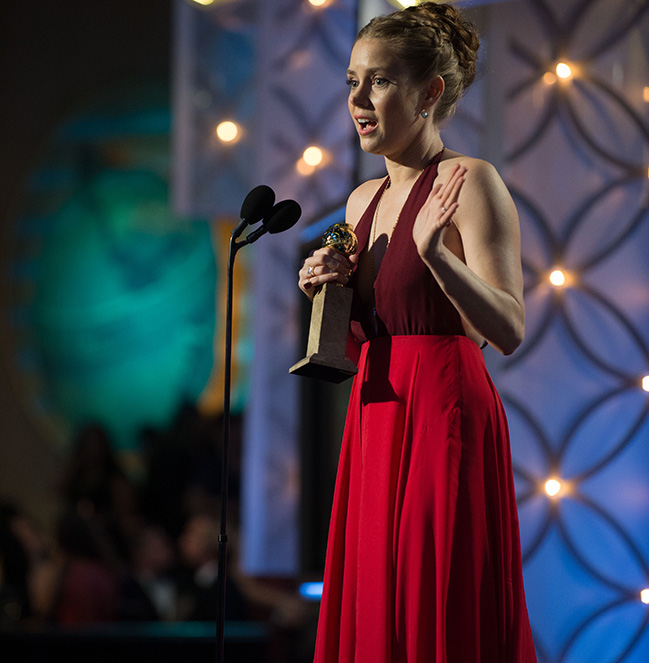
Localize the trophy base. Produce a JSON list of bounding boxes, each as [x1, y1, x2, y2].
[[289, 353, 358, 384]]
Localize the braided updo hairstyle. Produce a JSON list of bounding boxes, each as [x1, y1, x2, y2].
[[357, 2, 480, 122]]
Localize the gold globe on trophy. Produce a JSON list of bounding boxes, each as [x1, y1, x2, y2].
[[289, 222, 359, 383], [322, 222, 358, 256]]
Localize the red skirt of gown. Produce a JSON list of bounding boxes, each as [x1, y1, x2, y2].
[[313, 335, 537, 663]]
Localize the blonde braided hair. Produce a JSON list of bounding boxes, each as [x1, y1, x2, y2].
[[357, 2, 480, 122]]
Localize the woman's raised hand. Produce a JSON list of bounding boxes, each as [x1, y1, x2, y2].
[[413, 164, 466, 260]]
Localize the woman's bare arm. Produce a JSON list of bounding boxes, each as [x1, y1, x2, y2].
[[413, 158, 525, 355]]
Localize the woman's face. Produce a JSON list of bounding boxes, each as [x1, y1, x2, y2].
[[347, 38, 428, 161]]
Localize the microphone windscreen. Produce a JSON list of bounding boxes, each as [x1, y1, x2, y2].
[[240, 185, 275, 225], [266, 200, 302, 234]]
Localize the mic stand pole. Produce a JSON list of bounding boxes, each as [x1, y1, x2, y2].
[[216, 228, 244, 663]]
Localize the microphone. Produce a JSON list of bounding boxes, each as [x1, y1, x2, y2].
[[241, 199, 302, 246], [232, 185, 276, 239]]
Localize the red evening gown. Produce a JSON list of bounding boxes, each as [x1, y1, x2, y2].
[[313, 155, 537, 663]]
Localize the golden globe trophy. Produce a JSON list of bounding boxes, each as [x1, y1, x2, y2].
[[290, 223, 359, 383]]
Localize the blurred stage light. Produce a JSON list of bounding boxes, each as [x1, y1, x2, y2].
[[555, 62, 573, 79], [303, 146, 324, 167], [388, 1, 421, 7], [188, 0, 240, 6], [216, 121, 240, 143], [549, 269, 567, 287], [544, 478, 563, 497], [642, 375, 649, 392], [297, 145, 327, 176], [543, 71, 557, 85], [299, 581, 323, 601]]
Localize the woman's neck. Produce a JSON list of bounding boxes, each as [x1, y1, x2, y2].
[[384, 139, 445, 188]]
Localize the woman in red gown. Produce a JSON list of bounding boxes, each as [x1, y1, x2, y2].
[[298, 3, 536, 661]]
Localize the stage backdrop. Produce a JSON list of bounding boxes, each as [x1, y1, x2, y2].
[[173, 1, 649, 661], [172, 0, 359, 575], [484, 2, 649, 661]]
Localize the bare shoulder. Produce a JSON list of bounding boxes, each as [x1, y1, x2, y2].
[[440, 153, 506, 192], [345, 178, 385, 229], [441, 153, 517, 230]]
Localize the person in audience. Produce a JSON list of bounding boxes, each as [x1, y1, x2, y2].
[[119, 523, 180, 621], [49, 509, 120, 625]]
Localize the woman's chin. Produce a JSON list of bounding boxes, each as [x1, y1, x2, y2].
[[358, 139, 384, 156]]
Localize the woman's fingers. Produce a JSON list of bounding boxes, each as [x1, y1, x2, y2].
[[436, 166, 466, 224], [439, 166, 465, 209], [413, 166, 468, 255], [299, 247, 354, 295]]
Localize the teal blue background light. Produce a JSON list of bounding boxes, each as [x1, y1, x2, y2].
[[15, 85, 218, 452]]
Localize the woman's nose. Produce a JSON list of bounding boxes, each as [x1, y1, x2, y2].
[[350, 84, 371, 109]]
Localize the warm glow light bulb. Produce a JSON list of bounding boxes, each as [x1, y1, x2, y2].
[[308, 0, 329, 6], [216, 121, 239, 143], [190, 0, 240, 6], [642, 375, 649, 392], [545, 479, 562, 497], [641, 588, 649, 604], [643, 87, 649, 103], [303, 146, 324, 167], [556, 62, 573, 79], [549, 269, 566, 287], [543, 71, 557, 85], [296, 159, 315, 177]]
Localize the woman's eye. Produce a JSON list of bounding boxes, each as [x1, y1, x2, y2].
[[346, 79, 358, 89], [373, 78, 387, 87]]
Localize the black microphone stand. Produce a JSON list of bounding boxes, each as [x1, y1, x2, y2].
[[216, 226, 244, 663], [215, 198, 300, 662]]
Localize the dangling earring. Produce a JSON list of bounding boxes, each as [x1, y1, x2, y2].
[[421, 110, 429, 119]]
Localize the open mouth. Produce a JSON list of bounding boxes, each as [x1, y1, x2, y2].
[[357, 118, 377, 135]]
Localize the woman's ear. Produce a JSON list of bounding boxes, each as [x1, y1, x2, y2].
[[423, 75, 445, 111]]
